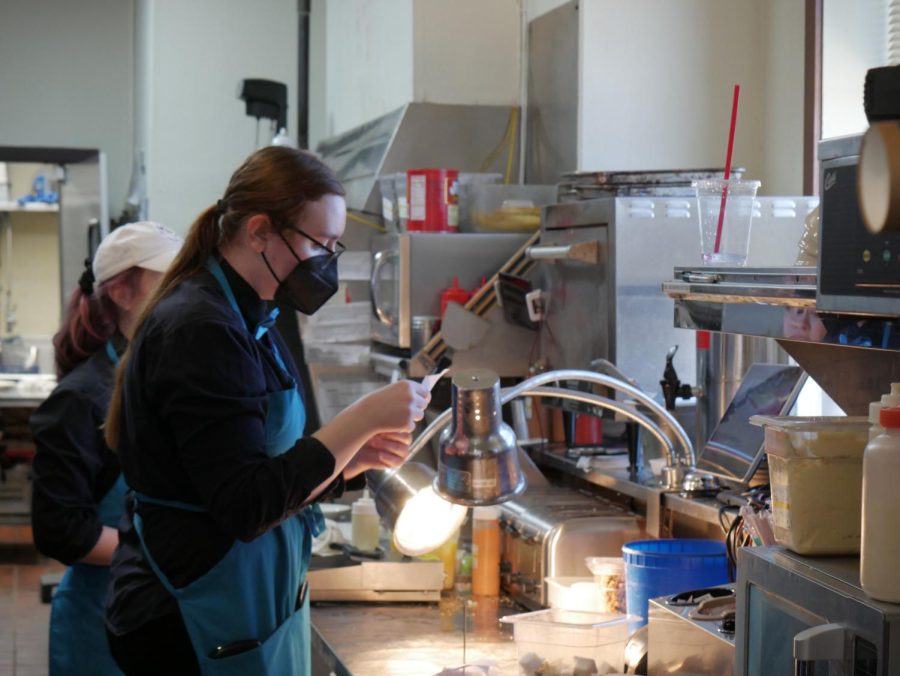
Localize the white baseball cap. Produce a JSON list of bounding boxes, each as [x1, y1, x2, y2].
[[93, 221, 183, 284]]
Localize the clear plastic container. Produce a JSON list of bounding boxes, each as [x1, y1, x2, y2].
[[461, 184, 556, 232], [351, 489, 381, 551], [584, 557, 626, 614], [750, 415, 871, 555], [500, 608, 630, 676]]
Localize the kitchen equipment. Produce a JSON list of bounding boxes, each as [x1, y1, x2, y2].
[[498, 485, 644, 610], [622, 540, 729, 628], [367, 462, 467, 557], [436, 369, 526, 506], [750, 415, 870, 555], [647, 584, 736, 675], [306, 553, 444, 602], [735, 545, 900, 675], [536, 196, 816, 401], [558, 168, 742, 203], [500, 608, 631, 676], [817, 134, 900, 316], [369, 232, 529, 350]]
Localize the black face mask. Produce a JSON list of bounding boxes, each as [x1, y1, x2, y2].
[[262, 234, 339, 315]]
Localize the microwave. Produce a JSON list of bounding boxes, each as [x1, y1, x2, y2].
[[735, 546, 900, 675], [369, 232, 529, 349]]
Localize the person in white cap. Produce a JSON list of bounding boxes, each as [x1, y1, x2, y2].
[[30, 221, 183, 676]]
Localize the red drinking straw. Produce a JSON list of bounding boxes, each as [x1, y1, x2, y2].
[[714, 84, 741, 254]]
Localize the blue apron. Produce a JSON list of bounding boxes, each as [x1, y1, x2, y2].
[[132, 257, 323, 675], [48, 341, 126, 676]]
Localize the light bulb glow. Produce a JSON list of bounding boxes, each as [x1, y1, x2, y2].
[[393, 486, 468, 556]]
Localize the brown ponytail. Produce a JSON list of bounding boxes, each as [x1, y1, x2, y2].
[[104, 146, 344, 449]]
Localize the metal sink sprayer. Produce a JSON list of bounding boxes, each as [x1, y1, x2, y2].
[[398, 368, 696, 491]]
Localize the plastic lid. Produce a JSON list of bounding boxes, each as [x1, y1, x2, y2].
[[870, 383, 900, 423], [352, 488, 377, 515], [473, 506, 500, 520], [880, 406, 900, 429]]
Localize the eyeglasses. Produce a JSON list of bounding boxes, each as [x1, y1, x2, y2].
[[287, 227, 346, 260]]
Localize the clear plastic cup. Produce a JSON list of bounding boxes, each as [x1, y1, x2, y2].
[[693, 178, 761, 266], [584, 556, 626, 614]]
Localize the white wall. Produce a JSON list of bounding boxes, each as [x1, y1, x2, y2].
[[822, 0, 888, 139], [309, 0, 414, 148], [572, 0, 805, 195], [578, 0, 766, 181], [412, 0, 521, 106], [0, 0, 134, 212], [308, 0, 522, 148], [137, 0, 298, 233], [760, 0, 806, 195], [525, 0, 569, 21]]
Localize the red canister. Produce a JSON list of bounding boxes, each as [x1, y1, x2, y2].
[[407, 168, 459, 232]]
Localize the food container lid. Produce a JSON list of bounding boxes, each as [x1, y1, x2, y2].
[[500, 609, 631, 647], [750, 415, 870, 459]]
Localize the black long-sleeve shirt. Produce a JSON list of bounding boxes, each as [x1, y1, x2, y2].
[[30, 342, 122, 565], [106, 257, 342, 635]]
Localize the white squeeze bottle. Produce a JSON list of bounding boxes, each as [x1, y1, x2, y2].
[[351, 489, 381, 551], [861, 407, 900, 602], [868, 383, 900, 440]]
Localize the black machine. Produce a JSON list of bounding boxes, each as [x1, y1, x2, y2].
[[818, 65, 900, 317]]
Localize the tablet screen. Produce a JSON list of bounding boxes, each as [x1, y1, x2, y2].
[[697, 363, 806, 483]]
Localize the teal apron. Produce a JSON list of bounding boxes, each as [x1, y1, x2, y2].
[[48, 341, 126, 676], [132, 257, 323, 675]]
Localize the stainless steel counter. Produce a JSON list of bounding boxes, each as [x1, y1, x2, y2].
[[311, 595, 521, 675]]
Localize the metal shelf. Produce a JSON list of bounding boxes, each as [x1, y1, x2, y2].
[[663, 265, 900, 416], [663, 266, 899, 351], [0, 201, 59, 213]]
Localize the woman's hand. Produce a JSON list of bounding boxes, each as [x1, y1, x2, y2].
[[361, 380, 430, 433], [343, 431, 414, 479]]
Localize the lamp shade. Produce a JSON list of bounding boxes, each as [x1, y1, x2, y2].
[[367, 463, 468, 557], [435, 368, 526, 506]]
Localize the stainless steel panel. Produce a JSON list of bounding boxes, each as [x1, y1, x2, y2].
[[538, 198, 703, 394], [736, 546, 900, 676], [526, 0, 578, 184], [648, 596, 735, 676], [59, 154, 107, 309], [317, 103, 520, 214]]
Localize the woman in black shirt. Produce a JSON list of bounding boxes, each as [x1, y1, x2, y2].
[[103, 146, 429, 675], [30, 222, 183, 676]]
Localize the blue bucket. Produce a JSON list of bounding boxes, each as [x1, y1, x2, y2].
[[622, 539, 729, 627]]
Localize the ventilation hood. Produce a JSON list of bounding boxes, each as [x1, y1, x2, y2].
[[316, 102, 518, 215]]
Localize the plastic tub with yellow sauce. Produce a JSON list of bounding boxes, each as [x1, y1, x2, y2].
[[750, 415, 870, 555]]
